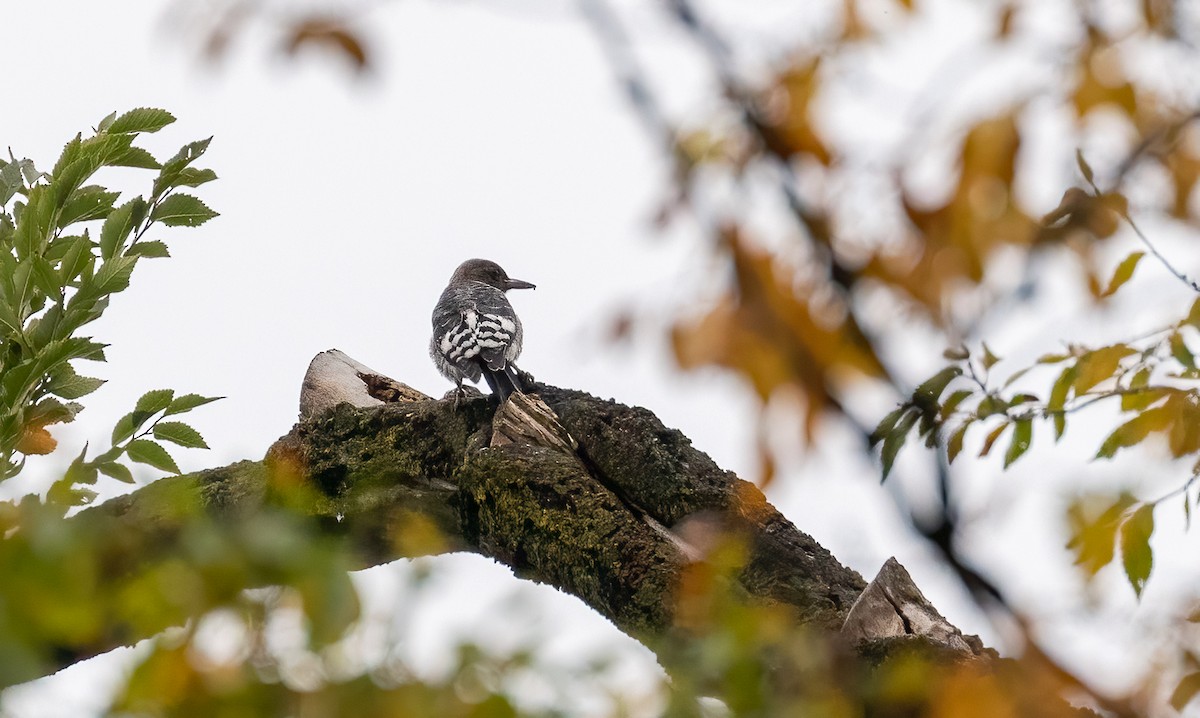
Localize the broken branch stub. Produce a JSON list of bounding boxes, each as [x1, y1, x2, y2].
[[299, 349, 428, 420], [841, 557, 990, 658]]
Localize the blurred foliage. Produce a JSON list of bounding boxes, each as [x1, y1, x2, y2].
[[605, 0, 1200, 713]]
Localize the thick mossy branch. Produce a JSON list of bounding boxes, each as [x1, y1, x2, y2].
[[459, 444, 682, 637], [537, 386, 865, 627], [9, 376, 956, 689]]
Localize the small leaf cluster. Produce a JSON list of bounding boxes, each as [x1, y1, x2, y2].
[[873, 299, 1200, 598], [0, 109, 219, 492], [46, 389, 219, 507]]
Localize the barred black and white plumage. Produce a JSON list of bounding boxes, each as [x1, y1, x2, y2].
[[430, 259, 535, 402]]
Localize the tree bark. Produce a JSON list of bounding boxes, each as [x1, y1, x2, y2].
[[6, 350, 996, 699]]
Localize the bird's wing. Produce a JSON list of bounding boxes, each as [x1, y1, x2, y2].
[[434, 285, 519, 373], [471, 288, 519, 371]]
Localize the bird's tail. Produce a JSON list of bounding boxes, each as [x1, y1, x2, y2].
[[482, 366, 517, 402], [481, 364, 531, 402]]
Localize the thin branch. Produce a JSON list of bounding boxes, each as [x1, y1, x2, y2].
[[1148, 472, 1200, 507], [1116, 209, 1200, 294]]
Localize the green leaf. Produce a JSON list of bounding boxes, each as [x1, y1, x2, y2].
[[154, 138, 212, 198], [92, 255, 137, 295], [1170, 672, 1200, 713], [939, 389, 973, 420], [97, 111, 118, 132], [976, 394, 1009, 418], [0, 298, 21, 338], [1171, 332, 1196, 370], [12, 185, 55, 259], [163, 393, 222, 416], [1048, 366, 1076, 440], [111, 412, 139, 445], [111, 391, 173, 444], [0, 161, 25, 205], [58, 186, 119, 227], [30, 256, 61, 299], [100, 198, 147, 259], [127, 241, 170, 258], [46, 364, 105, 400], [1001, 366, 1033, 389], [981, 342, 1001, 370], [18, 159, 43, 187], [175, 167, 218, 188], [1099, 251, 1144, 298], [97, 461, 135, 484], [914, 366, 962, 406], [135, 388, 175, 414], [870, 405, 907, 447], [24, 303, 63, 350], [1119, 504, 1154, 598], [28, 397, 83, 425], [880, 409, 919, 481], [1096, 406, 1171, 459], [153, 421, 208, 449], [47, 446, 98, 507], [150, 193, 218, 227], [1004, 418, 1032, 468], [126, 439, 180, 474], [57, 234, 94, 284], [110, 147, 160, 169], [11, 242, 37, 310], [75, 340, 107, 362], [106, 108, 176, 135], [49, 134, 134, 205], [51, 133, 83, 180]]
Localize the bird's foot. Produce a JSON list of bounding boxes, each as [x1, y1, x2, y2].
[[443, 385, 483, 410]]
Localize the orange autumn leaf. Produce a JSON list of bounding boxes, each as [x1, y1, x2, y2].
[[672, 228, 887, 435], [758, 58, 832, 165], [865, 113, 1036, 319]]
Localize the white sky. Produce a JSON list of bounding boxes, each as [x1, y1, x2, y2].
[[2, 1, 1199, 716]]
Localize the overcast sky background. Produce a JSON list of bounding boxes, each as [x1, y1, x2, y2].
[[2, 1, 1199, 716]]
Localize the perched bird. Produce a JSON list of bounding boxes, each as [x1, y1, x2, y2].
[[430, 259, 535, 402]]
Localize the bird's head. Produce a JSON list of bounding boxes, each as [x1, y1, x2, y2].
[[451, 259, 536, 292]]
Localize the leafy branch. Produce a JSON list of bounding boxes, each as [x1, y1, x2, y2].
[[46, 389, 220, 508], [872, 298, 1200, 597], [0, 108, 220, 495]]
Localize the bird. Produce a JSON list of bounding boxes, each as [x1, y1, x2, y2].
[[430, 258, 536, 403]]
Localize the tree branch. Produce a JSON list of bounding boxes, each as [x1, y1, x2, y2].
[[6, 350, 986, 693]]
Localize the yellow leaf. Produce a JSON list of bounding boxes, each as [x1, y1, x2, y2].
[[1119, 504, 1154, 597], [1072, 38, 1137, 118], [1099, 251, 1144, 298], [1073, 344, 1136, 394], [1066, 492, 1136, 577], [759, 58, 831, 164]]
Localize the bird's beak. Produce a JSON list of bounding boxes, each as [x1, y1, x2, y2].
[[505, 278, 536, 290]]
